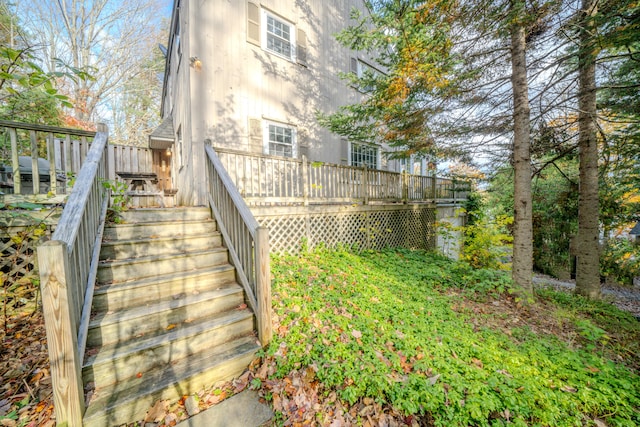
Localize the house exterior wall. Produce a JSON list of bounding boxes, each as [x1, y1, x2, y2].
[[436, 205, 465, 260], [162, 0, 403, 206]]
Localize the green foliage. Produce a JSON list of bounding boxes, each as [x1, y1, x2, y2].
[[317, 0, 460, 158], [267, 248, 640, 426], [0, 45, 76, 124], [462, 214, 513, 271], [102, 180, 130, 223], [0, 3, 93, 124], [600, 239, 640, 286], [457, 190, 512, 270], [532, 159, 579, 278]]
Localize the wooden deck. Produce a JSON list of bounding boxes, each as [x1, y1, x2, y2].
[[0, 120, 174, 207], [215, 147, 469, 207]]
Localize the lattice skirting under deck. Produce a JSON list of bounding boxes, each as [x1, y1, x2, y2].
[[254, 204, 436, 254]]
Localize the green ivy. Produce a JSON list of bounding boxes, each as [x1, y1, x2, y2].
[[266, 248, 640, 426]]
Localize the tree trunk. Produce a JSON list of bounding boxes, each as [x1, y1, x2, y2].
[[509, 2, 533, 297], [575, 0, 600, 298]]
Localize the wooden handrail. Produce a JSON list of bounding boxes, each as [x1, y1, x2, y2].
[[0, 119, 97, 137], [37, 129, 109, 426], [205, 145, 272, 345], [1, 121, 99, 199]]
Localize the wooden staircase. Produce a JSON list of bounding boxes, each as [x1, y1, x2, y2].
[[81, 207, 261, 427]]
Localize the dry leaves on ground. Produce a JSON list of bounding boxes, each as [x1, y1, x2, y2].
[[0, 310, 55, 427]]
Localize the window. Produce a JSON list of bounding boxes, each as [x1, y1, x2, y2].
[[248, 3, 307, 65], [264, 122, 296, 157], [350, 143, 378, 169], [263, 11, 295, 61], [350, 58, 382, 93]]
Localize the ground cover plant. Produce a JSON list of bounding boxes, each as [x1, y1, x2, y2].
[[253, 248, 640, 426]]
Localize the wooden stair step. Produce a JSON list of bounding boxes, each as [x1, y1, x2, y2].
[[103, 219, 217, 240], [82, 336, 260, 427], [97, 248, 229, 283], [116, 207, 211, 223], [92, 265, 236, 312], [83, 309, 255, 389], [99, 232, 222, 260], [86, 283, 245, 348]]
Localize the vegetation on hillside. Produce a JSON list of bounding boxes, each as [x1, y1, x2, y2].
[[252, 248, 640, 426]]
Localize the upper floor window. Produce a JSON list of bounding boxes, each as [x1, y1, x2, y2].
[[248, 3, 307, 65], [266, 14, 292, 58], [263, 11, 295, 61], [350, 142, 379, 169], [264, 121, 296, 158]]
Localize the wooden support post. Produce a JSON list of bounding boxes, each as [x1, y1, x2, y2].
[[431, 176, 436, 201], [362, 165, 369, 205], [47, 132, 57, 195], [37, 240, 85, 427], [452, 179, 457, 202], [255, 227, 272, 346], [402, 171, 408, 204], [9, 128, 20, 194], [302, 155, 309, 207], [30, 130, 39, 195]]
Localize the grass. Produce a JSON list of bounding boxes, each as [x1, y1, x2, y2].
[[261, 248, 640, 426]]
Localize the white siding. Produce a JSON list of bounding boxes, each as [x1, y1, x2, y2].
[[163, 0, 396, 205]]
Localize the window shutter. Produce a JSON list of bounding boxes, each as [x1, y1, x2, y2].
[[249, 118, 263, 153], [341, 139, 349, 164], [247, 2, 260, 46], [350, 57, 358, 75], [296, 28, 308, 67]]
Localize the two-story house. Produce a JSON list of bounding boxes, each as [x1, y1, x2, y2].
[[151, 0, 416, 206]]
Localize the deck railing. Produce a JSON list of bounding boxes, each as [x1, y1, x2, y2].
[[216, 148, 470, 206], [0, 120, 158, 204], [36, 128, 110, 426], [205, 145, 272, 345], [0, 120, 97, 199]]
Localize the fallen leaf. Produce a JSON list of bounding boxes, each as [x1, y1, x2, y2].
[[351, 329, 362, 339], [166, 324, 177, 330], [561, 385, 577, 393], [144, 400, 168, 422], [428, 374, 441, 386], [206, 390, 227, 405]]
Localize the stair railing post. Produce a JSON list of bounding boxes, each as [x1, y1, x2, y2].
[[38, 240, 85, 426], [431, 175, 437, 201], [255, 226, 272, 345], [362, 164, 369, 205], [302, 155, 309, 207], [402, 170, 408, 203]]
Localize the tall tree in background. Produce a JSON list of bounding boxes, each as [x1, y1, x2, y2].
[[574, 0, 600, 297], [318, 0, 460, 158], [320, 0, 561, 295], [0, 0, 76, 125], [108, 24, 167, 146], [18, 0, 166, 133], [508, 0, 534, 297]]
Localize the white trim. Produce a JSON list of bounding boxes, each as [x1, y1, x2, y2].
[[263, 120, 297, 158], [261, 9, 296, 62]]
